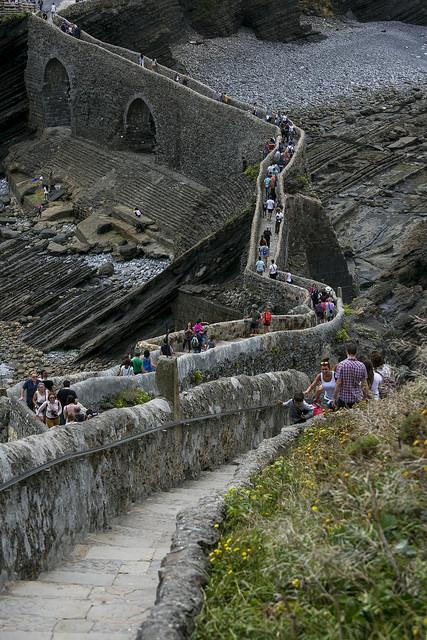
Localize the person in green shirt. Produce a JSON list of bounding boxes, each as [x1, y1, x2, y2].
[[131, 350, 143, 374]]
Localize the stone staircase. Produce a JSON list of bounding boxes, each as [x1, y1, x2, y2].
[[37, 136, 253, 254]]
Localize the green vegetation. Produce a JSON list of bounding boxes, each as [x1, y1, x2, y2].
[[343, 303, 353, 316], [0, 13, 27, 24], [244, 164, 261, 182], [194, 381, 427, 640], [335, 322, 350, 343], [286, 174, 310, 194], [100, 388, 151, 410], [271, 346, 280, 355], [191, 369, 203, 385]]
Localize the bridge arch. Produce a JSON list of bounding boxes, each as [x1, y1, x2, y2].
[[124, 97, 157, 152], [42, 58, 72, 128]]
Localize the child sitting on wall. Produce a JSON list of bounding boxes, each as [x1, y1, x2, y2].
[[278, 392, 314, 424]]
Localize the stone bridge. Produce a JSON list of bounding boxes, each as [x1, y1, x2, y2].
[[25, 16, 273, 188]]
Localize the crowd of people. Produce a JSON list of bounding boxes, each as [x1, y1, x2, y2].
[[20, 374, 96, 427], [280, 345, 395, 424], [309, 283, 337, 323]]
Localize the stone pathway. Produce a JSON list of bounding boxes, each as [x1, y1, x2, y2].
[[0, 464, 237, 639]]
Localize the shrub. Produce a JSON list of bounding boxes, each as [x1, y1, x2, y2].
[[346, 434, 380, 458], [100, 388, 151, 410], [399, 410, 427, 444], [343, 303, 353, 316], [244, 164, 260, 182], [335, 322, 350, 343], [191, 369, 203, 385]]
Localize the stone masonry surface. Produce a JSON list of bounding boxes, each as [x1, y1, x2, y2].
[[25, 16, 275, 188], [0, 370, 308, 586], [0, 464, 238, 639], [138, 421, 306, 639]]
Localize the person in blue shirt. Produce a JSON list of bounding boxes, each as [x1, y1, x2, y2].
[[142, 350, 156, 373]]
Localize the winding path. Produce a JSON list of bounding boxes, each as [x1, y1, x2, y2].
[[0, 464, 237, 639]]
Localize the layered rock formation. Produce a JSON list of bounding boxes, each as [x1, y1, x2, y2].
[[62, 0, 309, 67], [336, 0, 427, 25], [0, 16, 30, 162], [294, 87, 427, 374]]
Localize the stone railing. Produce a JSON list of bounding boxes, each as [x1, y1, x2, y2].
[[0, 0, 36, 14], [0, 369, 308, 585], [53, 15, 267, 119]]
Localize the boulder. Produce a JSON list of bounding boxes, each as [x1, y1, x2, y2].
[[0, 227, 19, 239], [41, 203, 74, 222], [47, 241, 68, 255], [39, 228, 57, 239], [52, 234, 68, 245], [97, 261, 115, 276], [118, 242, 138, 260]]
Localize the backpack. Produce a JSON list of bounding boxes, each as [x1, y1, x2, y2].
[[376, 370, 395, 399], [263, 310, 272, 324], [191, 335, 199, 348]]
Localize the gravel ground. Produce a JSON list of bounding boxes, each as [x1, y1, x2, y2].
[[173, 17, 427, 110], [83, 253, 170, 287]]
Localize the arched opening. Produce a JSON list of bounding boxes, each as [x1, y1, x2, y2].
[[43, 59, 71, 128], [125, 98, 156, 152]]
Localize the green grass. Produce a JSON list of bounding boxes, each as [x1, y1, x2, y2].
[[194, 380, 427, 640], [99, 388, 151, 410]]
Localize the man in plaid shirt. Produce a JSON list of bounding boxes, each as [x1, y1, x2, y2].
[[333, 343, 371, 408]]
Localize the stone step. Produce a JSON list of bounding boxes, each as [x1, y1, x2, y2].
[[0, 464, 237, 638]]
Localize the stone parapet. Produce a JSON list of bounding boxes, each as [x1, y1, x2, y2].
[[0, 370, 307, 585]]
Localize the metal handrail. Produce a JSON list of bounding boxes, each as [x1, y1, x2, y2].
[[0, 402, 281, 492]]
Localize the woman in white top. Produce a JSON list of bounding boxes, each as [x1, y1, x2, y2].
[[33, 382, 49, 421], [304, 358, 336, 407], [118, 358, 135, 376], [364, 361, 381, 401], [37, 392, 62, 428]]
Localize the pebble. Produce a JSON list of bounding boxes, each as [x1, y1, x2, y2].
[[173, 18, 427, 111], [83, 253, 170, 286]]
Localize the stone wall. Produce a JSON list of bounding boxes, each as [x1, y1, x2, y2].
[[172, 288, 242, 329], [26, 16, 275, 188], [0, 369, 307, 585], [176, 299, 344, 388], [71, 373, 158, 411], [8, 396, 47, 440]]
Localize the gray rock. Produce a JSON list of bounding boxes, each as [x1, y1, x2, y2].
[[47, 241, 68, 255], [0, 227, 19, 239], [52, 234, 68, 245], [97, 261, 115, 276], [39, 228, 57, 239], [118, 243, 138, 260]]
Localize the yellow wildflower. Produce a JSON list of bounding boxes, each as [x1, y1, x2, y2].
[[291, 578, 301, 588], [214, 523, 219, 529], [311, 505, 319, 512]]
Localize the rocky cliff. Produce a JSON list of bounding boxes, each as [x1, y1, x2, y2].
[[336, 0, 427, 24], [0, 16, 30, 163], [62, 0, 309, 67]]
